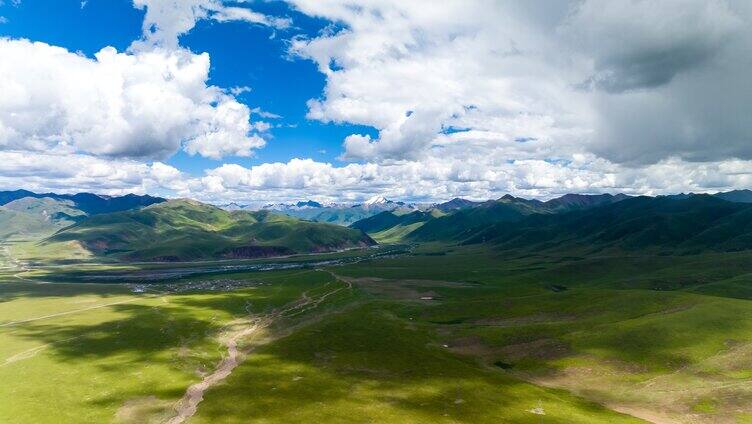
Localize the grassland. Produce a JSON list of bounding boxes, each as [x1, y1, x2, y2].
[[0, 266, 344, 423], [324, 245, 752, 422], [3, 242, 752, 422]]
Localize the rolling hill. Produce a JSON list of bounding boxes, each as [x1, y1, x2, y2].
[[464, 194, 752, 253], [0, 192, 165, 241], [406, 195, 548, 242], [433, 197, 481, 212], [4, 197, 87, 223], [349, 209, 443, 243], [0, 197, 88, 239], [0, 208, 57, 239], [714, 189, 752, 203], [45, 199, 376, 261]]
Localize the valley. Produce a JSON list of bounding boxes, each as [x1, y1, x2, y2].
[[4, 2, 751, 422], [3, 190, 752, 423]]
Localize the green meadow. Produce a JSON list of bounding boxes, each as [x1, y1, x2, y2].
[[3, 243, 752, 422]]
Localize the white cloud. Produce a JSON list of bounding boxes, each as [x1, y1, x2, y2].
[[289, 0, 589, 162], [0, 151, 196, 197], [212, 6, 291, 29], [183, 1, 752, 201], [190, 154, 752, 205], [251, 107, 281, 119], [4, 149, 752, 205], [131, 0, 290, 50], [229, 85, 251, 96], [2, 0, 752, 204], [0, 38, 265, 160], [287, 0, 752, 170]]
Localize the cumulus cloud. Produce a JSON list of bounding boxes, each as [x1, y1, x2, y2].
[[0, 151, 196, 196], [4, 149, 752, 206], [0, 38, 265, 160], [190, 154, 752, 205], [2, 0, 752, 203], [289, 0, 589, 161], [0, 1, 290, 163], [288, 0, 752, 168]]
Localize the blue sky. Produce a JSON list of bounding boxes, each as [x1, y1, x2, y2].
[[0, 1, 750, 204]]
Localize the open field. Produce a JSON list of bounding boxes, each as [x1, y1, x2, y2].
[[328, 245, 752, 422], [2, 243, 752, 422], [0, 266, 352, 423]]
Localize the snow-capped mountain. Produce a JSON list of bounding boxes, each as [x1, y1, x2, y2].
[[363, 195, 389, 206], [355, 196, 420, 211]]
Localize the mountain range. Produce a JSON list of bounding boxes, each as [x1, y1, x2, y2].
[[0, 189, 164, 214], [251, 195, 425, 226], [219, 195, 481, 225], [464, 194, 752, 254], [6, 188, 752, 261], [0, 191, 374, 260], [348, 191, 752, 254], [0, 191, 164, 239], [45, 200, 375, 262]]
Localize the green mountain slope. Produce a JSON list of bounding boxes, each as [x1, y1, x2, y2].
[[465, 195, 752, 253], [408, 196, 545, 242], [308, 207, 378, 225], [0, 197, 88, 239], [350, 209, 435, 233], [277, 205, 397, 226], [350, 209, 442, 242], [46, 200, 375, 261], [714, 189, 752, 203], [4, 197, 87, 224], [543, 193, 630, 211], [346, 193, 630, 243], [0, 208, 55, 239], [434, 197, 480, 212]]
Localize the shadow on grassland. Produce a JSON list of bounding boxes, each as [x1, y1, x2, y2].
[[0, 280, 133, 304], [8, 302, 224, 363], [190, 303, 639, 423]]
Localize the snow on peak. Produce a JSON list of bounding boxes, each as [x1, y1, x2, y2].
[[364, 195, 390, 205]]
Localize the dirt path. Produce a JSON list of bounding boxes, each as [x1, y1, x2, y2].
[[0, 241, 53, 285], [1, 335, 83, 367], [164, 275, 352, 424], [166, 318, 269, 424], [0, 297, 140, 328]]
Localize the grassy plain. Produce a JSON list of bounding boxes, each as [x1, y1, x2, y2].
[[0, 267, 339, 423], [3, 243, 752, 422], [325, 244, 752, 422]]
